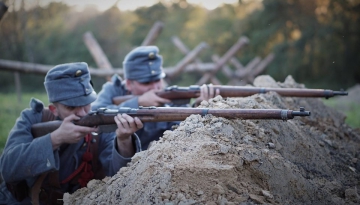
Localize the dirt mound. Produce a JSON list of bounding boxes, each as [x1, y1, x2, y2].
[[64, 75, 360, 205]]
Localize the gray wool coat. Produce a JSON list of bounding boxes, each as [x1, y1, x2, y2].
[[0, 98, 141, 204], [91, 75, 180, 150]]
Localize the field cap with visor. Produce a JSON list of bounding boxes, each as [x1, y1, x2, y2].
[[123, 46, 166, 83], [44, 62, 97, 107]]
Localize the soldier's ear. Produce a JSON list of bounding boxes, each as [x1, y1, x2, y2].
[[48, 103, 58, 116]]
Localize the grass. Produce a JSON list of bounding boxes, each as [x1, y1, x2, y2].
[[0, 92, 49, 154], [322, 98, 360, 129]]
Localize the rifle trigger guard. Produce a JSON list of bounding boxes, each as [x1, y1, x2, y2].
[[281, 110, 288, 121]]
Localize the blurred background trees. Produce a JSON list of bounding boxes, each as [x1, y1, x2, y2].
[[0, 0, 359, 93]]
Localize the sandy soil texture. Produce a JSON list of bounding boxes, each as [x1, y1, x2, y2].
[[64, 75, 360, 205]]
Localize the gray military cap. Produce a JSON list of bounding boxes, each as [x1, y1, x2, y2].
[[44, 62, 97, 107], [123, 46, 166, 83]]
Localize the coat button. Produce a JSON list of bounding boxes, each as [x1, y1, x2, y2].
[[75, 70, 82, 77], [148, 52, 155, 59]]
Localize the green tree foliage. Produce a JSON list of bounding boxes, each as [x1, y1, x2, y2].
[[0, 0, 359, 92], [241, 0, 360, 89]]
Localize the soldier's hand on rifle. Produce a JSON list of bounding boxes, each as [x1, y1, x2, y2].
[[193, 84, 220, 107], [50, 114, 98, 150], [114, 113, 143, 139], [114, 113, 143, 157], [138, 89, 171, 107]]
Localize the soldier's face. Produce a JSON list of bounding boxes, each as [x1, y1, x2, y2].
[[50, 103, 91, 120], [126, 79, 163, 95]]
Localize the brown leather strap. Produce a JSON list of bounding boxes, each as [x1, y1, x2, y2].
[[31, 173, 48, 205], [41, 108, 56, 122], [30, 109, 57, 204], [91, 134, 105, 179], [48, 171, 61, 188], [91, 135, 100, 178]]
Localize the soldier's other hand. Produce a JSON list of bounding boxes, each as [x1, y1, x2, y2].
[[114, 113, 143, 141], [138, 89, 170, 107], [194, 84, 220, 106]]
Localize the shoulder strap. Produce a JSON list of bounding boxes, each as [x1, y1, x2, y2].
[[6, 108, 57, 202], [31, 108, 58, 204], [90, 134, 105, 179], [41, 107, 56, 122]]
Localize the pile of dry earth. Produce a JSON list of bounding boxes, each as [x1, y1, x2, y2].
[[64, 75, 360, 205]]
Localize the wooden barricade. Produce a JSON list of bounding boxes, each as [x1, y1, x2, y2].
[[0, 20, 275, 91]]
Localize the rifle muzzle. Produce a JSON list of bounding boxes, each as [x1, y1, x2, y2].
[[333, 91, 348, 96], [291, 107, 311, 117]]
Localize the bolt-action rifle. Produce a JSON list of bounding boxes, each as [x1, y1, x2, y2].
[[112, 85, 348, 105], [31, 106, 310, 138]]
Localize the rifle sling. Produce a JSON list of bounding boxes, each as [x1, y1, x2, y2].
[[31, 108, 57, 204]]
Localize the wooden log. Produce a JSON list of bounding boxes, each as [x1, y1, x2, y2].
[[171, 36, 221, 84], [245, 53, 275, 84], [166, 42, 208, 80], [0, 59, 216, 77], [196, 36, 249, 85], [171, 36, 203, 65], [252, 53, 275, 77], [0, 55, 273, 83], [0, 2, 8, 22], [171, 36, 189, 54], [83, 31, 114, 81], [227, 57, 261, 85], [235, 57, 261, 78], [165, 63, 215, 73], [212, 55, 233, 79], [141, 21, 164, 46], [210, 77, 222, 85], [0, 59, 124, 77], [230, 58, 244, 70]]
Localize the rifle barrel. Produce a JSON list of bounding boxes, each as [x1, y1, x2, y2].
[[31, 107, 311, 137], [93, 106, 310, 122], [112, 85, 348, 105]]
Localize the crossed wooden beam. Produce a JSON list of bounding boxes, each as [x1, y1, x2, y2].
[[83, 21, 164, 81], [170, 36, 274, 85], [0, 20, 274, 87]]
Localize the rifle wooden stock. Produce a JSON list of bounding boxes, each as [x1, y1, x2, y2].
[[31, 107, 310, 138], [112, 85, 348, 105]]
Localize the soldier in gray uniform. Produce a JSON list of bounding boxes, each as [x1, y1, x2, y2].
[[91, 46, 218, 150], [0, 62, 143, 204]]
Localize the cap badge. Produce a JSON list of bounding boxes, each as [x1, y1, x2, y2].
[[148, 52, 155, 59], [75, 70, 82, 77]]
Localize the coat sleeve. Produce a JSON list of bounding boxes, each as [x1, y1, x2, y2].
[[91, 74, 126, 110], [97, 132, 142, 176], [0, 100, 60, 186], [119, 96, 139, 108]]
